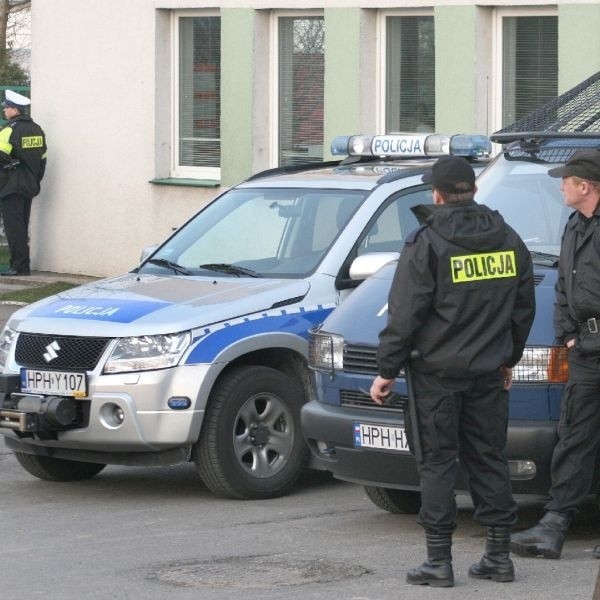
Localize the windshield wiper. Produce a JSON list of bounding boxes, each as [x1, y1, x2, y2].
[[199, 263, 262, 278], [529, 250, 559, 267], [147, 258, 192, 275]]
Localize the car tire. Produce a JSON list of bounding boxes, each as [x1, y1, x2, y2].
[[194, 365, 309, 500], [14, 452, 106, 481], [364, 485, 421, 514]]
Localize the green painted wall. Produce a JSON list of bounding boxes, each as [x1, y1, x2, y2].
[[221, 9, 254, 186], [434, 6, 477, 134], [324, 8, 361, 159], [558, 5, 600, 93]]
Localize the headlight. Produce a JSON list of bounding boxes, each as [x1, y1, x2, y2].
[[0, 326, 16, 368], [103, 331, 191, 373], [308, 330, 344, 371], [513, 346, 568, 383]]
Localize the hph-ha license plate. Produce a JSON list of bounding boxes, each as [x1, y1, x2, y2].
[[353, 422, 410, 453], [20, 368, 87, 398]]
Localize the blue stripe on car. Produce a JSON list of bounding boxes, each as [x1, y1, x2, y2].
[[185, 305, 334, 364]]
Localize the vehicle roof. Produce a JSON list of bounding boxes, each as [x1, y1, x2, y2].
[[236, 157, 486, 191]]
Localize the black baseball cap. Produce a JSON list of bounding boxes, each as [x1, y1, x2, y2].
[[421, 155, 476, 193], [548, 149, 600, 182]]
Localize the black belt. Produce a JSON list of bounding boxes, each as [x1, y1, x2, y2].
[[580, 318, 600, 334]]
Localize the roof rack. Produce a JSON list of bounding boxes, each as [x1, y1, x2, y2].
[[492, 71, 600, 143], [244, 160, 342, 182]]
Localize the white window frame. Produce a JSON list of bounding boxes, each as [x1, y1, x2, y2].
[[270, 10, 324, 168], [491, 6, 558, 133], [171, 9, 220, 180], [378, 9, 435, 135]]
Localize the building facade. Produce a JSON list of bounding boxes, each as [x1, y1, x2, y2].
[[31, 1, 600, 276]]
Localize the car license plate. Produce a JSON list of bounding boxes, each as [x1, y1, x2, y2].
[[20, 368, 87, 398], [354, 422, 410, 453]]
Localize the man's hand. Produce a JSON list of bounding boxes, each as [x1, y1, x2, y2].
[[370, 376, 395, 405], [500, 365, 512, 390]]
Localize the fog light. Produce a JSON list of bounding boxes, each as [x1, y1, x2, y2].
[[167, 396, 191, 410], [114, 406, 125, 424], [100, 403, 125, 429], [509, 460, 536, 480], [316, 440, 335, 457]]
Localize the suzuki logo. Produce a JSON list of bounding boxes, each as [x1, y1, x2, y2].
[[43, 341, 61, 363]]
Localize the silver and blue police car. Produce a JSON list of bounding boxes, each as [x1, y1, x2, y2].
[[0, 133, 490, 499]]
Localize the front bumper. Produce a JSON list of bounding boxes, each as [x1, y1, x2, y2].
[[0, 363, 212, 456], [301, 399, 558, 497]]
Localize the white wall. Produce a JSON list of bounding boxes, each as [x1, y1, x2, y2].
[[30, 0, 218, 277]]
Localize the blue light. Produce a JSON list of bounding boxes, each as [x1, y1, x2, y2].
[[330, 136, 351, 156], [448, 134, 492, 157], [167, 396, 191, 410]]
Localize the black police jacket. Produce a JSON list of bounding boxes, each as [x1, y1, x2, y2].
[[0, 114, 47, 200], [554, 207, 600, 343], [377, 200, 535, 379]]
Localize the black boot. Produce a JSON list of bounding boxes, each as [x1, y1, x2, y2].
[[510, 511, 570, 559], [469, 526, 515, 582], [593, 545, 600, 559], [406, 530, 454, 588]]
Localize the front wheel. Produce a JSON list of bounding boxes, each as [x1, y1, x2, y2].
[[364, 486, 421, 514], [14, 452, 106, 481], [194, 365, 308, 499]]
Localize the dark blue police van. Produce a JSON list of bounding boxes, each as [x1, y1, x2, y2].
[[301, 75, 600, 514]]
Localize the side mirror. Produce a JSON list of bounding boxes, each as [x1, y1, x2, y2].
[[349, 252, 400, 281], [139, 244, 159, 264]]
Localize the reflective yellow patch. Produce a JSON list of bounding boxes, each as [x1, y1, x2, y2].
[[22, 136, 43, 148], [450, 250, 517, 283]]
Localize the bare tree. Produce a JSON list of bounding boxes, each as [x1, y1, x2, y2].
[[0, 0, 30, 84]]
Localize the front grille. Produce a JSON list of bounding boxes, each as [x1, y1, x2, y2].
[[343, 344, 378, 374], [340, 389, 407, 413], [15, 334, 112, 370]]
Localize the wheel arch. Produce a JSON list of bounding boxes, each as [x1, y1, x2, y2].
[[193, 332, 312, 433]]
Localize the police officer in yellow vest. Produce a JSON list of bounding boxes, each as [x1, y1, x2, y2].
[[370, 156, 535, 587], [0, 89, 47, 276]]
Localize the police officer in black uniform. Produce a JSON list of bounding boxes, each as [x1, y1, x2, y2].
[[371, 156, 535, 587], [511, 149, 600, 560], [0, 89, 47, 276]]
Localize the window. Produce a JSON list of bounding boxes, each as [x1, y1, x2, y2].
[[174, 13, 220, 179], [495, 11, 558, 129], [144, 188, 367, 278], [277, 15, 324, 167], [384, 14, 435, 133], [357, 188, 432, 256]]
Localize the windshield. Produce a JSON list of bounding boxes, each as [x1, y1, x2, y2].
[[139, 187, 367, 278], [476, 154, 572, 257]]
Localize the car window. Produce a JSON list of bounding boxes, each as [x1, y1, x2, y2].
[[142, 188, 367, 278], [476, 156, 571, 256], [357, 186, 432, 255]]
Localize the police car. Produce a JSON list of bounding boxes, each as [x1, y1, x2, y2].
[[301, 131, 600, 514], [0, 133, 490, 499]]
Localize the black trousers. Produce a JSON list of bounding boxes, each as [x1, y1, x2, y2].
[[1, 193, 32, 273], [545, 347, 600, 519], [412, 369, 518, 534]]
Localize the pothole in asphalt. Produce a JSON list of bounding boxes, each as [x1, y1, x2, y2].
[[153, 554, 372, 589]]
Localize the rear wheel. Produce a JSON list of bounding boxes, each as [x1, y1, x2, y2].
[[194, 365, 308, 499], [364, 486, 421, 514], [14, 452, 106, 481]]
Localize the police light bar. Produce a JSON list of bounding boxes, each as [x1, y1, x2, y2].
[[330, 133, 492, 159]]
